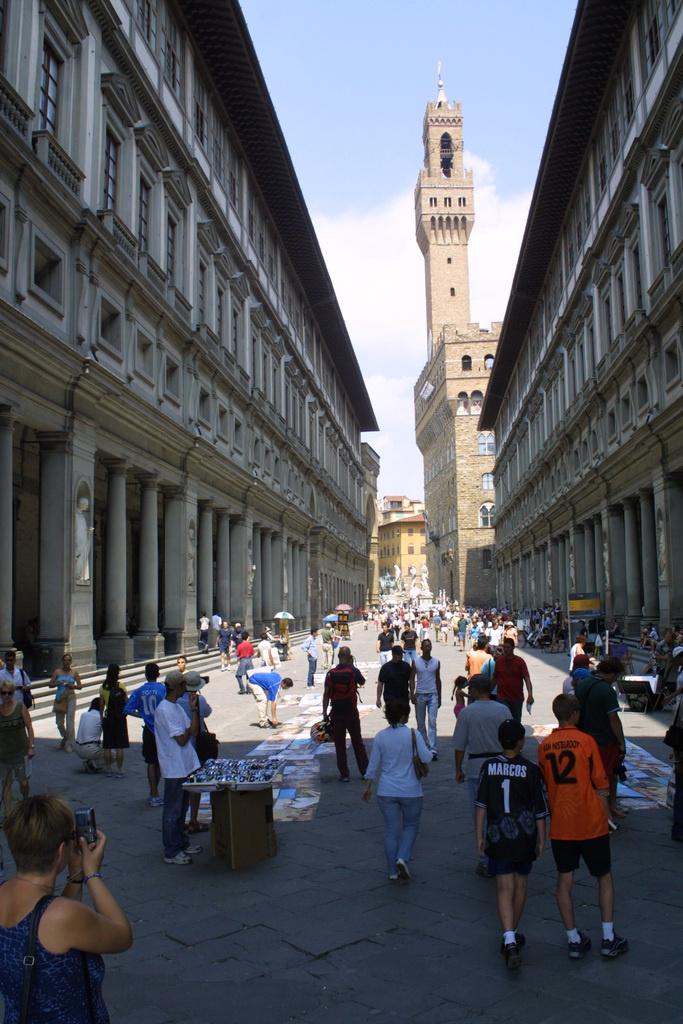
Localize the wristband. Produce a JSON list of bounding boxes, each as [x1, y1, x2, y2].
[[83, 873, 101, 885]]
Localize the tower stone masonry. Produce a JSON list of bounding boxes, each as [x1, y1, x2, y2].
[[413, 74, 498, 606]]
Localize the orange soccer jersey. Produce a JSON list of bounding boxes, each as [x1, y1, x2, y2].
[[537, 726, 609, 840]]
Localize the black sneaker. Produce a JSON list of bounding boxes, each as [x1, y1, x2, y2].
[[600, 934, 628, 958], [568, 932, 592, 959], [504, 942, 521, 970], [500, 933, 525, 953]]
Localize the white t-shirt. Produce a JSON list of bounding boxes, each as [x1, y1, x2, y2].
[[365, 723, 432, 798], [257, 639, 274, 665], [414, 656, 440, 694], [154, 700, 200, 779], [76, 709, 102, 744]]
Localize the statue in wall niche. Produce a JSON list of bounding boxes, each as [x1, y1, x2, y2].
[[247, 563, 255, 597], [657, 509, 667, 582], [74, 496, 93, 584], [568, 545, 575, 591], [187, 520, 196, 590], [602, 535, 610, 589]]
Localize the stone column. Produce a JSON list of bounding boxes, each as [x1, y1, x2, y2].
[[261, 530, 273, 624], [574, 526, 586, 592], [162, 488, 184, 652], [623, 497, 643, 628], [639, 489, 659, 618], [98, 460, 134, 663], [291, 542, 300, 622], [252, 525, 262, 629], [299, 545, 309, 628], [607, 505, 626, 619], [550, 539, 559, 604], [197, 502, 214, 623], [134, 474, 164, 660], [215, 510, 231, 621], [593, 515, 604, 605], [271, 532, 284, 615], [230, 517, 246, 624], [558, 535, 567, 609], [584, 520, 596, 592], [0, 412, 13, 648]]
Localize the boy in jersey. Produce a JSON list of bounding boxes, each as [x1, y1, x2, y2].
[[538, 693, 628, 960], [124, 662, 166, 806], [475, 719, 548, 970]]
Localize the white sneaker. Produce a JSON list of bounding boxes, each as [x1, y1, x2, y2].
[[164, 852, 192, 865], [184, 843, 202, 855]]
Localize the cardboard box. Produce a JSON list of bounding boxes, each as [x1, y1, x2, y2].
[[210, 787, 277, 869]]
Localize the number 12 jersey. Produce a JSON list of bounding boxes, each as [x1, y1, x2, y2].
[[537, 725, 609, 840], [475, 754, 549, 862]]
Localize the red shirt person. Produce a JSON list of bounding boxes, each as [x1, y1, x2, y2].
[[492, 638, 533, 723]]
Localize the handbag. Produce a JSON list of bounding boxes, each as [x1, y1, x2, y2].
[[195, 722, 219, 761], [664, 700, 683, 749], [21, 671, 33, 710], [411, 729, 429, 779]]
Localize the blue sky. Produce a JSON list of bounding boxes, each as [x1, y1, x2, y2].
[[239, 0, 578, 497]]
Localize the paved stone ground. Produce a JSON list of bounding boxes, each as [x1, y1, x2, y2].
[[11, 627, 683, 1024]]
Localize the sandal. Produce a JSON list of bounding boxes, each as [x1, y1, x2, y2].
[[611, 807, 628, 818], [186, 821, 209, 833]]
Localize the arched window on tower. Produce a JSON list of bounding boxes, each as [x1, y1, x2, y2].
[[482, 473, 494, 490], [457, 392, 469, 415], [479, 504, 496, 528], [440, 133, 453, 177], [484, 354, 494, 370], [461, 355, 472, 371], [478, 432, 495, 455], [470, 390, 483, 414]]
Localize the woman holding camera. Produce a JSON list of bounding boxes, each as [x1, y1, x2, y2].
[[0, 793, 132, 1022]]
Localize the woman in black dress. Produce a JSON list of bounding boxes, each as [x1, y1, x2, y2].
[[98, 664, 129, 778]]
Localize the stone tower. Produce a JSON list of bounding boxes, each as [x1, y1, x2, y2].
[[413, 73, 499, 607]]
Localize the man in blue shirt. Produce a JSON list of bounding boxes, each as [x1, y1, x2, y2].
[[124, 662, 166, 806], [301, 629, 319, 688], [247, 670, 293, 727]]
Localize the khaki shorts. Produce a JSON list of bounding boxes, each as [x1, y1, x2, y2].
[[0, 760, 28, 784]]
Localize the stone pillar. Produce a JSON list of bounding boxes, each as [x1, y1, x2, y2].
[[607, 505, 626, 619], [98, 460, 134, 664], [593, 515, 604, 606], [558, 535, 567, 609], [550, 539, 559, 604], [162, 487, 191, 653], [291, 542, 300, 622], [584, 520, 596, 592], [261, 530, 273, 624], [230, 517, 246, 624], [215, 510, 231, 621], [197, 502, 214, 624], [533, 548, 543, 606], [252, 525, 262, 629], [623, 497, 643, 628], [639, 490, 659, 619], [299, 545, 308, 628], [574, 526, 586, 592], [134, 474, 164, 660], [271, 532, 284, 615], [0, 412, 13, 648]]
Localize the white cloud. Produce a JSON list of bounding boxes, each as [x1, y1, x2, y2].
[[311, 158, 531, 497]]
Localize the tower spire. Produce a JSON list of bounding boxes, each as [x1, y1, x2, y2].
[[436, 61, 448, 107]]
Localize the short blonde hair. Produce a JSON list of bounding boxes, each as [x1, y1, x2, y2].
[[4, 794, 74, 873], [0, 680, 15, 693]]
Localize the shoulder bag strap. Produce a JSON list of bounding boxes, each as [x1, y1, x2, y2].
[[19, 895, 52, 1024], [81, 952, 95, 1024]]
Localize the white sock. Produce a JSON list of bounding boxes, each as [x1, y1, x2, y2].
[[566, 928, 580, 943], [602, 922, 614, 941], [503, 930, 516, 946]]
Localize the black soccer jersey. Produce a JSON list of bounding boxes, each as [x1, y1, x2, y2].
[[475, 754, 549, 862]]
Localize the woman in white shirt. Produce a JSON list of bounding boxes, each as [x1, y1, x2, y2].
[[362, 700, 432, 881]]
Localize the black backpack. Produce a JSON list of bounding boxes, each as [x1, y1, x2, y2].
[[106, 686, 126, 719]]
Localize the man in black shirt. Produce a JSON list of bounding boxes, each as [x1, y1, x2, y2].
[[401, 625, 418, 665], [376, 623, 396, 666], [376, 645, 411, 707]]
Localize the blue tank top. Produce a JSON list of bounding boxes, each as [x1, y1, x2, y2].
[[0, 894, 108, 1023]]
